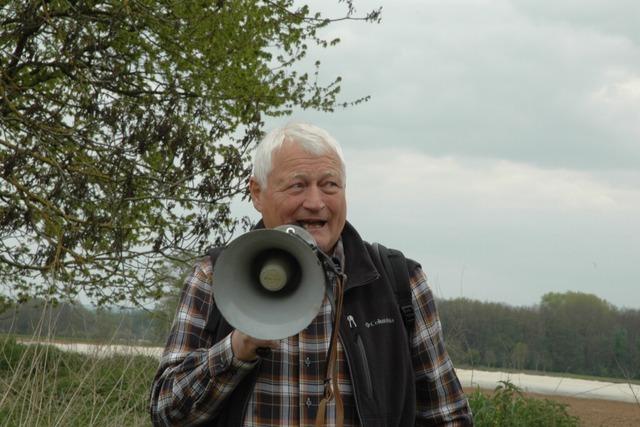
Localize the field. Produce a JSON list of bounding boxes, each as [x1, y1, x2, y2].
[[2, 336, 639, 426]]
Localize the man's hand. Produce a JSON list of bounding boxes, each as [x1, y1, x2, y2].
[[231, 330, 280, 361]]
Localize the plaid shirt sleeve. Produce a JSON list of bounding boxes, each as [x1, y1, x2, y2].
[[149, 257, 257, 426], [410, 265, 474, 426]]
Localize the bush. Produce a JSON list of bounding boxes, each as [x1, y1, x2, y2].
[[469, 380, 580, 426]]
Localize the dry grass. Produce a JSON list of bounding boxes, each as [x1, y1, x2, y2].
[[0, 335, 157, 426], [0, 302, 158, 427]]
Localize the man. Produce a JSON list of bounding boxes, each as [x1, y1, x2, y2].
[[150, 122, 473, 426]]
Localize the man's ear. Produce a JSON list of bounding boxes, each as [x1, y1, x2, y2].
[[249, 177, 263, 213]]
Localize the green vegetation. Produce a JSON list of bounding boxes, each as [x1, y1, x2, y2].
[[440, 292, 640, 380], [0, 337, 157, 426], [1, 338, 584, 426], [0, 299, 168, 345], [468, 381, 579, 427]]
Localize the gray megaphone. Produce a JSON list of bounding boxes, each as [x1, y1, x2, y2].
[[212, 225, 326, 340]]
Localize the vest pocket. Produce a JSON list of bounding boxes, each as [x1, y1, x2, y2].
[[354, 333, 374, 400]]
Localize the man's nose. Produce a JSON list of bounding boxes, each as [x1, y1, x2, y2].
[[302, 185, 325, 211]]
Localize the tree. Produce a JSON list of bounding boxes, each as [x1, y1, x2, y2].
[[0, 1, 380, 306], [540, 292, 615, 375], [511, 342, 528, 371]]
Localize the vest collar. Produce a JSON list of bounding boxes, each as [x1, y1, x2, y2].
[[339, 221, 380, 290]]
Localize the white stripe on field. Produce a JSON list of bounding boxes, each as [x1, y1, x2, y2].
[[19, 340, 639, 404]]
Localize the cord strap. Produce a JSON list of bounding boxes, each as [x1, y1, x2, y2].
[[315, 273, 345, 427]]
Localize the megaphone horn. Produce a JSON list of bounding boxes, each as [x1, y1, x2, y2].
[[213, 225, 326, 340]]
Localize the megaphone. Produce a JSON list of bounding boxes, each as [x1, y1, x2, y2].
[[213, 225, 326, 340]]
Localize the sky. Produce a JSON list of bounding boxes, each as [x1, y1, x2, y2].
[[235, 0, 640, 309]]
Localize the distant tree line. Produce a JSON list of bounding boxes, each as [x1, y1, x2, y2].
[[3, 291, 639, 381], [0, 299, 167, 345], [439, 292, 640, 380]]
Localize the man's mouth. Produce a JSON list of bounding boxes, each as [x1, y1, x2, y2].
[[297, 220, 327, 230]]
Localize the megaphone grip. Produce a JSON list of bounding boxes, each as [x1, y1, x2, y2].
[[256, 347, 271, 358]]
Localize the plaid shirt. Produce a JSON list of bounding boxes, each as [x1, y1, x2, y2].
[[150, 240, 471, 426]]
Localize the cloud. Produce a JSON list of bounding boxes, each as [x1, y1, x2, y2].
[[345, 147, 640, 228], [588, 74, 640, 139], [343, 147, 640, 307], [294, 0, 640, 171], [511, 0, 640, 45]]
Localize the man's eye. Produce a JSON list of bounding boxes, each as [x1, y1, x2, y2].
[[322, 181, 340, 192]]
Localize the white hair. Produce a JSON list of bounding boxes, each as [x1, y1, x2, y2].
[[252, 122, 346, 188]]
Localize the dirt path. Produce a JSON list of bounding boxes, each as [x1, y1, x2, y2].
[[531, 393, 639, 427], [468, 388, 640, 426], [458, 368, 640, 403]]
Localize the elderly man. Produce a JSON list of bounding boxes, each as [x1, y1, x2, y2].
[[150, 122, 473, 426]]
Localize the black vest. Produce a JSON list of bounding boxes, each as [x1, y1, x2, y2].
[[207, 222, 418, 426]]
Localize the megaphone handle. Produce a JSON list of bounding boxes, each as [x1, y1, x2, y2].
[[317, 252, 342, 275], [256, 347, 271, 358]]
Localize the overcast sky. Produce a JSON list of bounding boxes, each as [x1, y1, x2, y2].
[[237, 0, 640, 309]]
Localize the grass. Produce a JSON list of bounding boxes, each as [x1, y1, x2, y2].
[[0, 336, 157, 426], [0, 335, 594, 427]]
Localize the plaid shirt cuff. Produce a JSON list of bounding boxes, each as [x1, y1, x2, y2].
[[210, 333, 258, 374]]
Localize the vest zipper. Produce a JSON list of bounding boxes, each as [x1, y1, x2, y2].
[[345, 313, 374, 399], [339, 330, 365, 425], [340, 314, 375, 426], [338, 273, 365, 426], [354, 332, 374, 399]]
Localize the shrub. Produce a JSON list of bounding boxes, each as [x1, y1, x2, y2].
[[469, 380, 580, 426]]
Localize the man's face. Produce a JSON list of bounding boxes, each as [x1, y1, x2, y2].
[[250, 141, 347, 254]]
